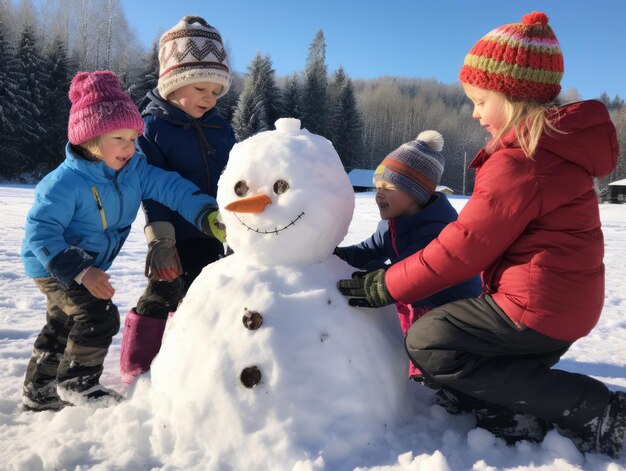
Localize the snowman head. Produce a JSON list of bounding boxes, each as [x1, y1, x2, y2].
[[217, 118, 355, 266]]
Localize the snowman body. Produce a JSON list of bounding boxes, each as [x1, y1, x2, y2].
[[149, 119, 414, 469]]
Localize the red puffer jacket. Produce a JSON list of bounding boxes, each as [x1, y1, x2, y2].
[[386, 100, 618, 341]]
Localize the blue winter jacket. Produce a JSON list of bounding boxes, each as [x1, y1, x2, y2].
[[335, 193, 482, 308], [138, 89, 236, 241], [21, 144, 217, 288]]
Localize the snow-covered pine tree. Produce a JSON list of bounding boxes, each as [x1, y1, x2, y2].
[[15, 22, 49, 144], [127, 39, 158, 111], [0, 14, 28, 179], [217, 72, 242, 124], [328, 67, 364, 170], [38, 34, 71, 173], [282, 73, 301, 120], [300, 30, 328, 137], [232, 52, 282, 140], [1, 20, 46, 178]]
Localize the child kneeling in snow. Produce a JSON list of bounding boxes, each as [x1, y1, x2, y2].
[[334, 131, 482, 380], [21, 70, 224, 410], [338, 12, 625, 459]]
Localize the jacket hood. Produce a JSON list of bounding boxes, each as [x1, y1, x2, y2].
[[63, 143, 142, 183], [144, 89, 220, 125], [541, 100, 618, 177], [471, 100, 618, 178]]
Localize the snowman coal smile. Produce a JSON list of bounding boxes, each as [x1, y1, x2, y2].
[[224, 192, 305, 235], [232, 211, 305, 235]]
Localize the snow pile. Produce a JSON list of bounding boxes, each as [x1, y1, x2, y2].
[[0, 186, 624, 470]]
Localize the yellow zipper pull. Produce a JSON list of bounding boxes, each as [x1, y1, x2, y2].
[[91, 186, 108, 230]]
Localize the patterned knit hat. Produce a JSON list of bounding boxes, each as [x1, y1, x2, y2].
[[459, 11, 563, 102], [68, 70, 144, 145], [373, 131, 445, 206], [158, 16, 231, 99]]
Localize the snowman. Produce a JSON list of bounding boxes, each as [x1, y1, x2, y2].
[[148, 119, 413, 470]]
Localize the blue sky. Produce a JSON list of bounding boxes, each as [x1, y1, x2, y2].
[[121, 0, 626, 100]]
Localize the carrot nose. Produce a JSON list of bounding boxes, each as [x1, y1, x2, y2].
[[224, 194, 272, 213]]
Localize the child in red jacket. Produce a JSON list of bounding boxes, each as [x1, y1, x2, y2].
[[338, 12, 624, 458]]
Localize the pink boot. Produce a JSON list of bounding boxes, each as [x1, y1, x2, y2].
[[119, 309, 167, 384]]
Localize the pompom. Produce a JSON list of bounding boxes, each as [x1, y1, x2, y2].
[[522, 11, 548, 26], [69, 70, 119, 104], [416, 130, 444, 152]]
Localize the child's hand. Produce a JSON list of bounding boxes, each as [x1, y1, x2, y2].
[[82, 267, 115, 299], [145, 238, 182, 281], [337, 269, 394, 308], [201, 210, 226, 243]]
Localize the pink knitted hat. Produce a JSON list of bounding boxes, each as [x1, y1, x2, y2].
[[68, 70, 144, 145]]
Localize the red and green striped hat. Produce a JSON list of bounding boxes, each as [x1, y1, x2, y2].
[[459, 11, 563, 103]]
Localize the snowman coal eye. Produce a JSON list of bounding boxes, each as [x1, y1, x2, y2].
[[234, 181, 249, 197], [273, 179, 289, 195]]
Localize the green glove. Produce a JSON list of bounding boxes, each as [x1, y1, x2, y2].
[[336, 268, 395, 308], [201, 210, 226, 243]]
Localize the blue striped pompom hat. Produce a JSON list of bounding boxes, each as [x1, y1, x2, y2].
[[373, 130, 445, 206]]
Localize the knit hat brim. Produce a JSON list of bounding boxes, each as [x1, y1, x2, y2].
[[157, 63, 231, 98], [67, 71, 144, 145]]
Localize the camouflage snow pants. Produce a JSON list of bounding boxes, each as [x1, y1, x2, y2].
[[23, 277, 120, 396]]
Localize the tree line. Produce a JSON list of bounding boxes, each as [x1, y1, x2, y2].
[[1, 0, 624, 197]]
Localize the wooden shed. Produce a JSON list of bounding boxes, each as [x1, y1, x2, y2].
[[608, 178, 626, 203]]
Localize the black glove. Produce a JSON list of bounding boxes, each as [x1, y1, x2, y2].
[[336, 268, 395, 308]]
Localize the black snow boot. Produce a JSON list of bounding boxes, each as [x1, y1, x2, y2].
[[571, 390, 626, 459], [57, 374, 124, 408], [475, 404, 553, 444], [432, 388, 473, 415], [22, 381, 69, 412], [432, 387, 491, 416]]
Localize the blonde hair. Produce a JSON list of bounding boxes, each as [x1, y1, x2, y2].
[[79, 137, 102, 161], [463, 83, 562, 158]]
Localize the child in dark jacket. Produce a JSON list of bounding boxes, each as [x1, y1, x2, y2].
[[335, 131, 482, 379], [119, 16, 236, 384], [338, 12, 625, 458], [21, 70, 223, 410]]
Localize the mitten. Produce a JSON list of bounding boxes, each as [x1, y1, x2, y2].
[[201, 210, 226, 243], [336, 268, 395, 308], [144, 222, 182, 281]]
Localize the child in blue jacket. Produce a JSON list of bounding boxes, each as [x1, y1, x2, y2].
[[335, 131, 482, 379], [21, 70, 223, 410], [119, 16, 237, 384]]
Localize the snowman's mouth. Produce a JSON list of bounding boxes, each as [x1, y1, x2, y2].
[[233, 212, 305, 235]]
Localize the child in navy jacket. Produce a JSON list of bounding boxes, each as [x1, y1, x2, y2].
[[335, 131, 481, 379], [120, 16, 236, 383]]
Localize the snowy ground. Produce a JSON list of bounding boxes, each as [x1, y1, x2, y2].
[[0, 184, 624, 470]]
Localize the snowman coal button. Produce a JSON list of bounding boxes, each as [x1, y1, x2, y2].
[[243, 309, 263, 330], [240, 366, 262, 388]]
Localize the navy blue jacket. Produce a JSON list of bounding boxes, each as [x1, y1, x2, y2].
[[138, 89, 236, 241], [22, 144, 217, 288], [335, 193, 482, 308]]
